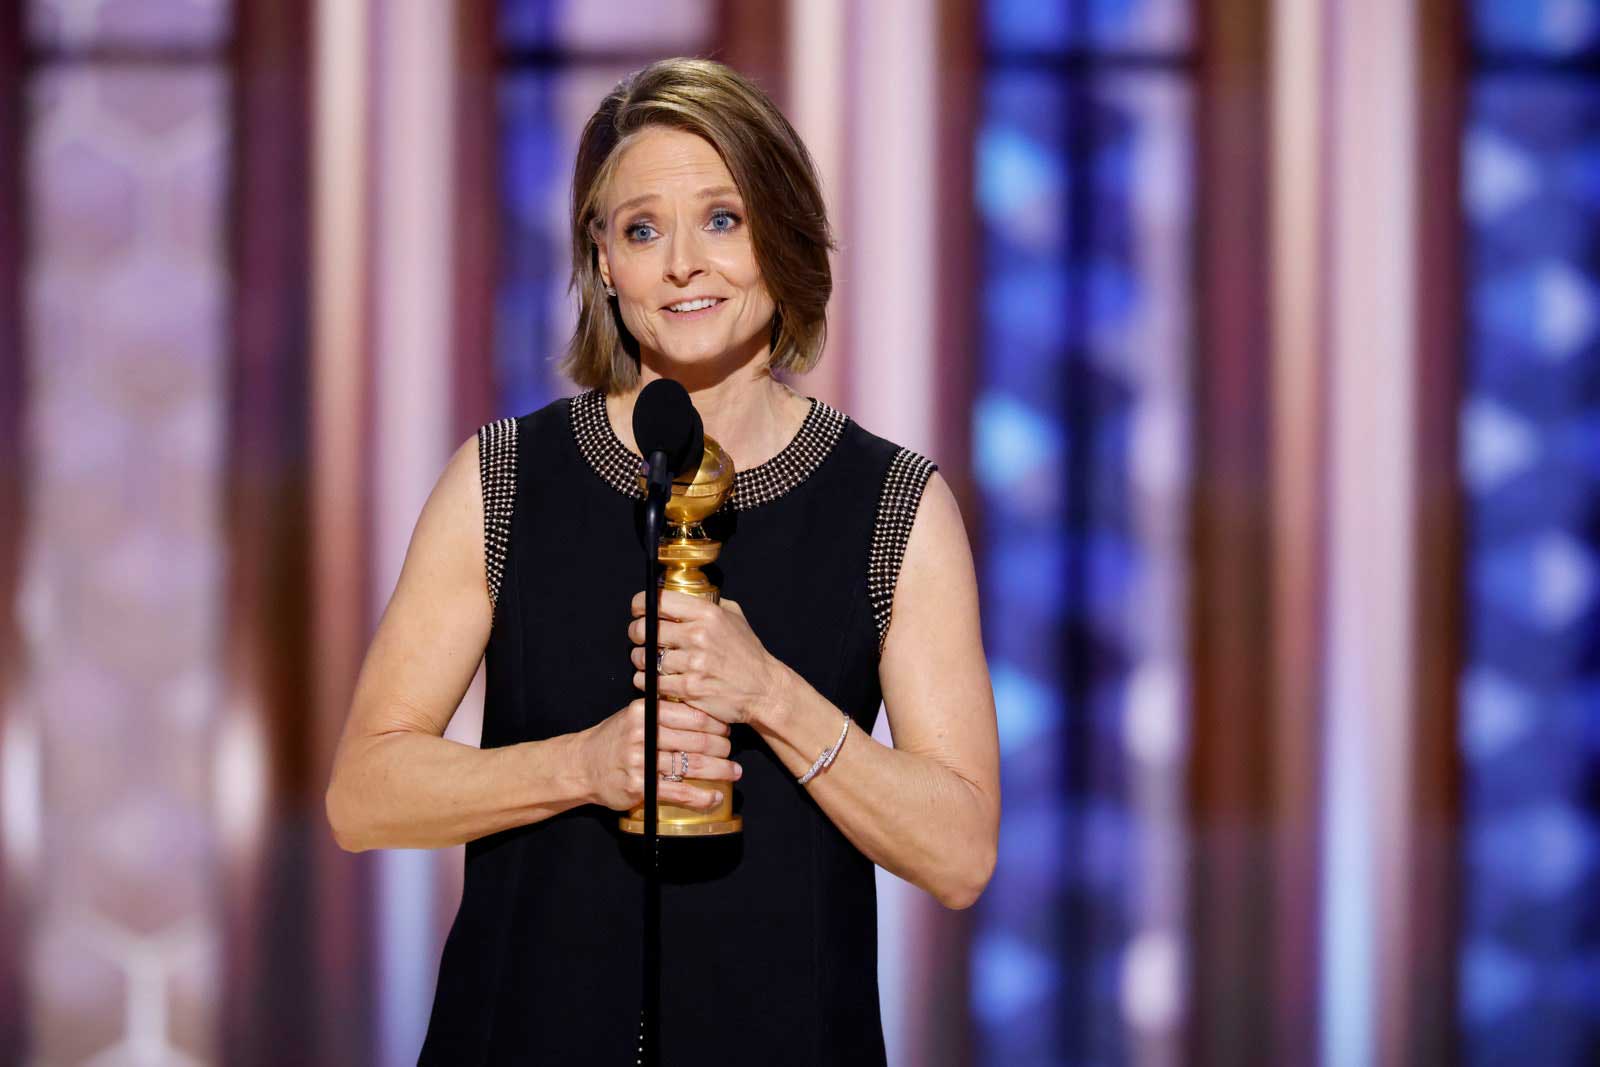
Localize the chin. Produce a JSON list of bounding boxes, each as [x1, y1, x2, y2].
[[656, 336, 756, 369]]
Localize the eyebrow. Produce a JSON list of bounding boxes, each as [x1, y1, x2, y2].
[[610, 185, 742, 220]]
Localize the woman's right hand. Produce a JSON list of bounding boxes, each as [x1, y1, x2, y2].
[[576, 697, 743, 812]]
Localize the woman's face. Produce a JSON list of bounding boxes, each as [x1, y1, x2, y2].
[[594, 126, 776, 377]]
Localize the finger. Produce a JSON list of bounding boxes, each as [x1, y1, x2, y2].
[[659, 726, 732, 758], [630, 669, 673, 696], [658, 782, 724, 810], [656, 749, 742, 781], [631, 646, 704, 675], [658, 702, 729, 736], [631, 645, 668, 671], [627, 617, 693, 648], [637, 670, 701, 703], [630, 589, 712, 621], [657, 589, 716, 620]]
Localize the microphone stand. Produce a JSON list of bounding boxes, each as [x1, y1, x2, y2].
[[638, 450, 670, 1067]]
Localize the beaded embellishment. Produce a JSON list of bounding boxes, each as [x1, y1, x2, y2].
[[869, 447, 938, 653], [569, 387, 847, 511], [477, 417, 518, 609]]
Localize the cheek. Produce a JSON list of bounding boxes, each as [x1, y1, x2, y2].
[[608, 248, 651, 295], [610, 259, 657, 335], [719, 247, 766, 293], [723, 261, 775, 319], [740, 284, 777, 327], [618, 302, 654, 340]]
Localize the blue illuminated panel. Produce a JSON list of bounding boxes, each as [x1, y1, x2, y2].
[[986, 0, 1191, 52], [1461, 64, 1600, 1064], [1472, 0, 1600, 57], [974, 2, 1194, 1061]]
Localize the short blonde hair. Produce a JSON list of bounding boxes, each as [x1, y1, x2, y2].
[[564, 57, 835, 392]]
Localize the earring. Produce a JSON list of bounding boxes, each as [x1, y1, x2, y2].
[[604, 284, 617, 297]]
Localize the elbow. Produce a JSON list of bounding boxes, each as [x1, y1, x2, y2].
[[324, 776, 371, 854], [936, 841, 997, 911], [933, 786, 999, 910]]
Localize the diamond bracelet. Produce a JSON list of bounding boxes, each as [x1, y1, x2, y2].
[[797, 711, 852, 786]]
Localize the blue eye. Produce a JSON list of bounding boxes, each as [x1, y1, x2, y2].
[[708, 210, 741, 232], [626, 222, 658, 242]]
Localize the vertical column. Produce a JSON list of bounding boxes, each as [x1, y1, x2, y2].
[[310, 0, 376, 1061], [450, 0, 499, 440], [220, 0, 318, 1062], [1318, 1, 1457, 1065], [0, 1, 28, 1060], [18, 1, 235, 1062], [848, 0, 937, 454], [1189, 0, 1286, 1061], [1408, 0, 1465, 1061], [367, 3, 461, 1063], [785, 0, 851, 410], [1268, 0, 1332, 1058], [717, 0, 787, 104]]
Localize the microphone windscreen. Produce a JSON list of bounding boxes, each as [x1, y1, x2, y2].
[[632, 378, 704, 478]]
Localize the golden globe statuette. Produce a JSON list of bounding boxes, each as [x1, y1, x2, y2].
[[620, 433, 744, 837]]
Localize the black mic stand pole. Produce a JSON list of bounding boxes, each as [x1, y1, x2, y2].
[[638, 450, 669, 1067]]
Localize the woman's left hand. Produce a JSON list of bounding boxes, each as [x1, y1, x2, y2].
[[628, 589, 788, 727]]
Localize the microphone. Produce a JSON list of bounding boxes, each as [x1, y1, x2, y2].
[[630, 377, 702, 1067], [633, 378, 704, 497]]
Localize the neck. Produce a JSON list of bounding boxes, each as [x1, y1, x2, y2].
[[607, 350, 809, 472]]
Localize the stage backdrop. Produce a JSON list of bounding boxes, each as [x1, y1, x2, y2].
[[2, 1, 1599, 1066]]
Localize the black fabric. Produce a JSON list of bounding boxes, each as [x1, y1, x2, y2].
[[419, 393, 926, 1066]]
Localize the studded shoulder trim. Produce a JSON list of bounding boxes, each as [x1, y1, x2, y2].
[[569, 387, 848, 511], [477, 417, 518, 610], [869, 447, 938, 654]]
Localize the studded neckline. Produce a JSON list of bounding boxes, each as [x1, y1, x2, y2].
[[569, 387, 849, 511]]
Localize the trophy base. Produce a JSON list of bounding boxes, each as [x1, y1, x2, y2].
[[618, 814, 744, 837]]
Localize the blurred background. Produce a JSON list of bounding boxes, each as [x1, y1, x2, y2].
[[0, 0, 1597, 1064]]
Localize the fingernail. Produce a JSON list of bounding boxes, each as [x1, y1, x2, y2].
[[734, 765, 743, 778], [712, 792, 724, 804]]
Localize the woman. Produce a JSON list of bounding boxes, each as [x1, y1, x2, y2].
[[325, 57, 999, 1065]]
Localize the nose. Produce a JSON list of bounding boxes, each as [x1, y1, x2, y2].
[[663, 222, 706, 287]]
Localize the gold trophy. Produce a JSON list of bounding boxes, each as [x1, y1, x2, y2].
[[619, 433, 743, 837]]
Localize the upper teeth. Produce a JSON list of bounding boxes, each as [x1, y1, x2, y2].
[[669, 298, 719, 312]]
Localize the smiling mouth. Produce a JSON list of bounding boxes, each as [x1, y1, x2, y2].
[[663, 297, 726, 316]]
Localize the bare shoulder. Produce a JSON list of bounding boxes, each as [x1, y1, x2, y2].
[[336, 431, 495, 744], [408, 432, 489, 590], [878, 470, 997, 792], [899, 470, 970, 580], [883, 470, 981, 660]]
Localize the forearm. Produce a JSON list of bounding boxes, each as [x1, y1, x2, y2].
[[326, 728, 591, 852], [753, 665, 998, 909]]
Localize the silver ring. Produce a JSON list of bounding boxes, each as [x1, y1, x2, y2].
[[655, 646, 667, 674], [662, 751, 685, 783], [678, 750, 689, 779]]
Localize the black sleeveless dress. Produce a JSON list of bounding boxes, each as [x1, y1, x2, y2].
[[419, 388, 937, 1066]]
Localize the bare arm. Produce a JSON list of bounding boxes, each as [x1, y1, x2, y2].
[[752, 472, 1000, 908], [628, 472, 1001, 908], [324, 434, 590, 852], [325, 431, 740, 852]]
